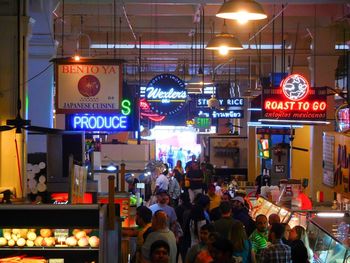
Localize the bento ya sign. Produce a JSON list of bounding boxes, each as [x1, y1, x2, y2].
[[143, 74, 187, 116]]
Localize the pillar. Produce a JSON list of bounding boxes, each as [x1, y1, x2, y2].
[[0, 1, 29, 198], [308, 27, 338, 201], [27, 0, 58, 153]]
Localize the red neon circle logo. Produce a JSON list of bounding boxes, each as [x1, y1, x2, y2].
[[281, 74, 310, 101]]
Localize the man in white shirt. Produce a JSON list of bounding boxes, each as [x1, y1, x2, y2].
[[149, 189, 177, 226], [155, 172, 169, 193]]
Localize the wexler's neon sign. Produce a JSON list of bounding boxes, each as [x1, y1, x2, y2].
[[146, 87, 187, 102], [262, 74, 327, 122], [144, 74, 187, 116], [68, 99, 132, 131]]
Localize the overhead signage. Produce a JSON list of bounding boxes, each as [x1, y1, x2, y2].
[[256, 128, 295, 135], [196, 97, 244, 107], [55, 59, 122, 114], [194, 117, 211, 129], [141, 74, 187, 116], [212, 110, 244, 119], [196, 110, 244, 119], [66, 99, 132, 131], [262, 74, 327, 122]]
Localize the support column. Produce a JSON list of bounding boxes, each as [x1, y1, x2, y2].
[[308, 27, 338, 201], [0, 1, 29, 198], [27, 0, 58, 153]]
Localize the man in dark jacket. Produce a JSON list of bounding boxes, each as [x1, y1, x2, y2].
[[231, 196, 256, 236]]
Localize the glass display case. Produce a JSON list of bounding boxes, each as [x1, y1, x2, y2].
[[251, 197, 292, 224], [308, 217, 349, 263], [0, 204, 115, 262], [251, 197, 350, 263]]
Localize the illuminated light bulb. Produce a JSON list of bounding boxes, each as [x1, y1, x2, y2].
[[219, 46, 229, 55], [73, 55, 80, 61], [236, 11, 248, 24]]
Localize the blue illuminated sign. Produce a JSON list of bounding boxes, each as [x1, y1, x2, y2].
[[196, 97, 244, 107], [142, 74, 187, 116], [66, 114, 131, 131], [195, 110, 244, 119]]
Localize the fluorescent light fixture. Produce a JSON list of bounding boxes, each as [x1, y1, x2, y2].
[[203, 86, 216, 95], [316, 212, 345, 218], [91, 43, 290, 50], [106, 164, 117, 171], [335, 44, 349, 50], [258, 119, 330, 125], [247, 108, 262, 111], [248, 122, 303, 128]]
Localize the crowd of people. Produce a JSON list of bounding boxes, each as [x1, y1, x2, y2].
[[124, 155, 313, 263]]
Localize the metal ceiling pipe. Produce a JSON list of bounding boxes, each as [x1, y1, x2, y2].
[[122, 1, 137, 41]]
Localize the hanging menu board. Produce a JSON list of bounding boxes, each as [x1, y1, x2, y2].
[[323, 135, 335, 187]]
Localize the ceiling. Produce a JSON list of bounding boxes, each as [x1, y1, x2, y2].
[[49, 0, 350, 86]]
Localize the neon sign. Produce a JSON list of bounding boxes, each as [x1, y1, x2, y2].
[[262, 74, 327, 122], [281, 74, 310, 101], [197, 97, 244, 107], [142, 74, 187, 116], [66, 99, 132, 131], [264, 100, 326, 111], [71, 115, 129, 131], [212, 110, 244, 119]]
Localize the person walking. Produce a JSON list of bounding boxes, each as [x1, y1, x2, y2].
[[142, 210, 177, 263]]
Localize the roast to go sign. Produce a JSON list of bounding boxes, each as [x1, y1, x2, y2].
[[262, 74, 327, 122], [55, 61, 121, 114]]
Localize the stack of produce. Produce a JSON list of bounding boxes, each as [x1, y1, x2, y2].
[[0, 229, 99, 248]]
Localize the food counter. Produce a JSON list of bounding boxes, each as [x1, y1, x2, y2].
[[0, 204, 121, 262]]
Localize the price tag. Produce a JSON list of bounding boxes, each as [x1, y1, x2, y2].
[[54, 229, 69, 247]]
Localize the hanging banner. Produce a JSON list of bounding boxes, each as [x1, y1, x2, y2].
[[54, 59, 122, 114], [261, 74, 327, 123], [141, 74, 187, 116]]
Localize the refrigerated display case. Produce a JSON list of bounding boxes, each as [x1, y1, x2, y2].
[[251, 197, 293, 224], [308, 216, 349, 263], [0, 204, 120, 262], [251, 197, 350, 263]]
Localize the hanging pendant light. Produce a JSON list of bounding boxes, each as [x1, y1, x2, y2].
[[206, 22, 243, 55], [216, 0, 267, 24], [187, 5, 213, 93]]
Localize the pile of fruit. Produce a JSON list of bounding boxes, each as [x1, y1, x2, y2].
[[0, 229, 99, 248], [0, 256, 47, 262]]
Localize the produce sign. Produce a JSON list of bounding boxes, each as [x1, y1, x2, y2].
[[196, 97, 244, 108], [55, 59, 122, 114], [66, 99, 133, 131], [141, 74, 187, 116], [261, 74, 327, 122]]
